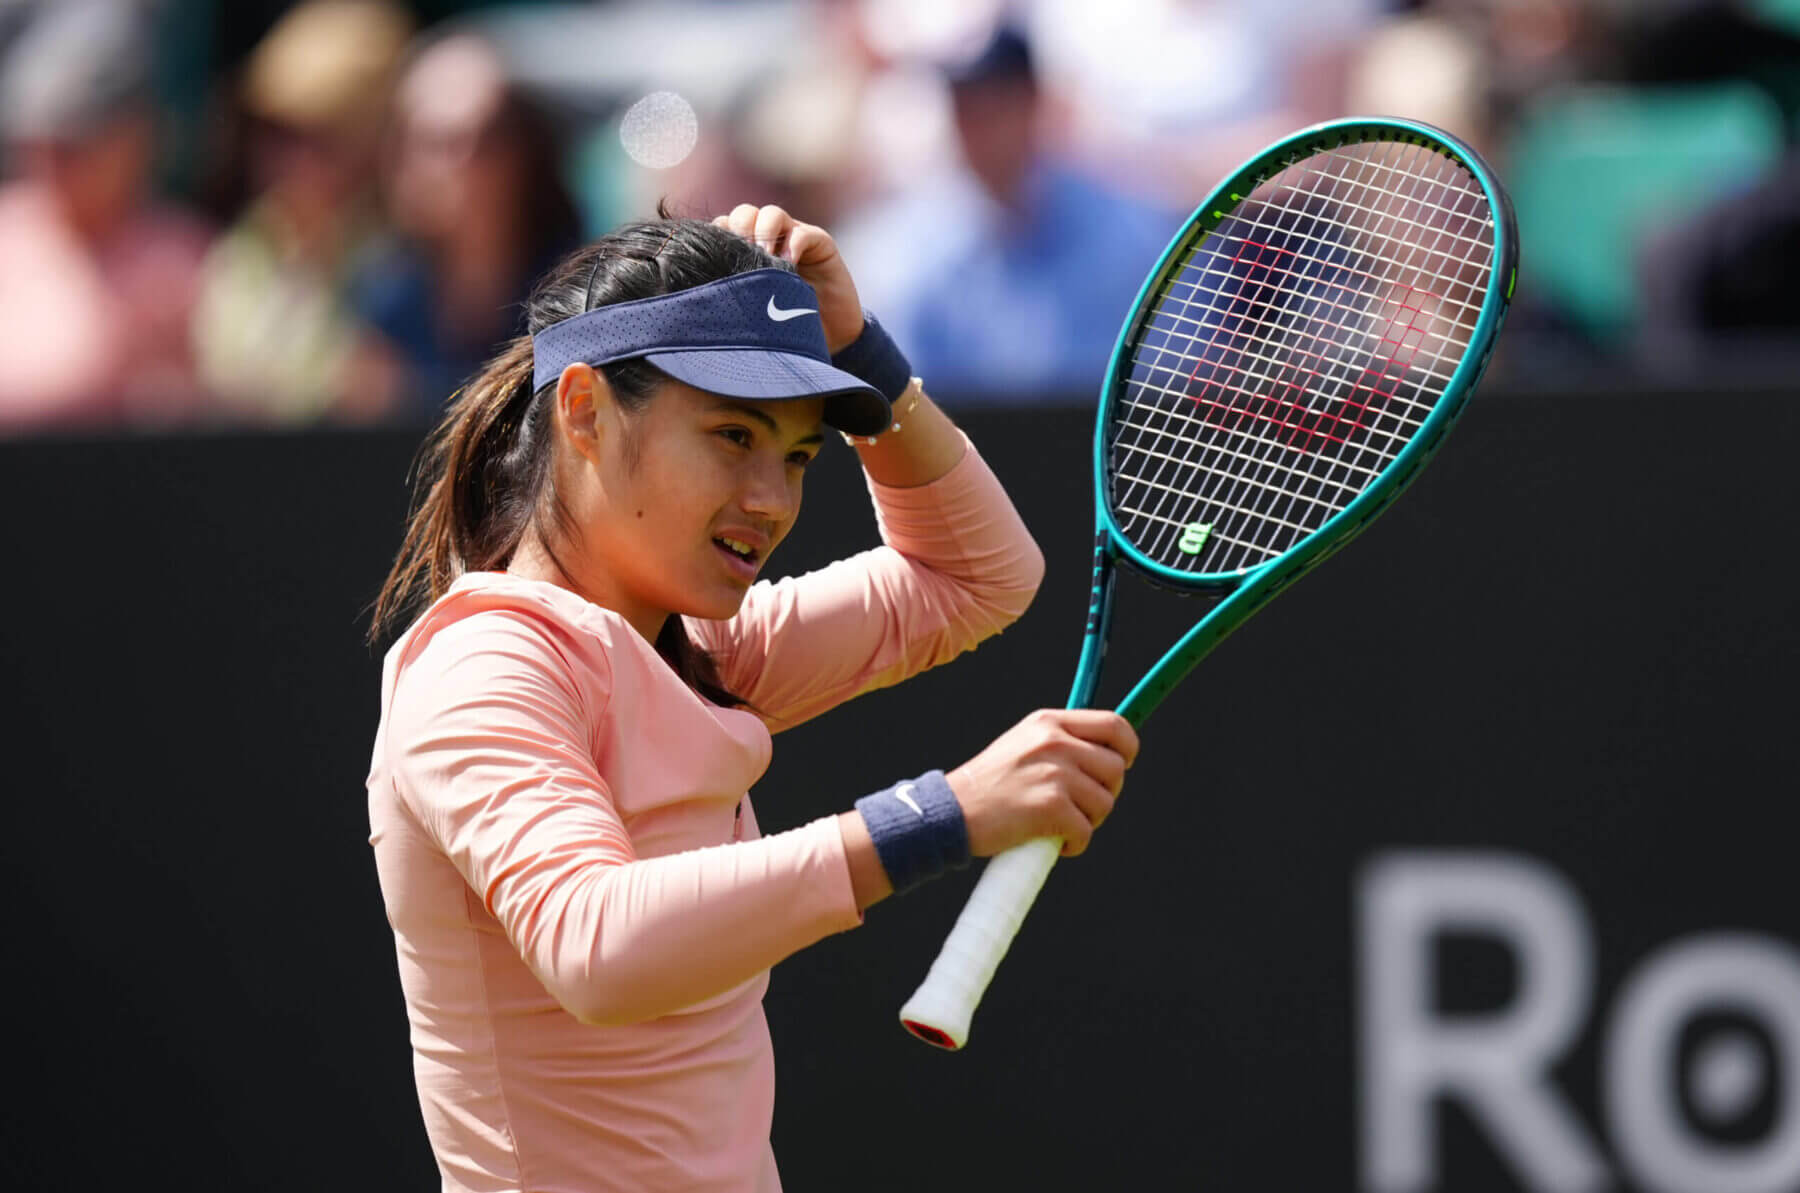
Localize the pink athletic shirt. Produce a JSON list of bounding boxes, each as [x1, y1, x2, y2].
[[367, 438, 1042, 1192]]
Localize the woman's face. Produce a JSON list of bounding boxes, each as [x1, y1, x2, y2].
[[563, 374, 826, 640], [388, 38, 518, 240]]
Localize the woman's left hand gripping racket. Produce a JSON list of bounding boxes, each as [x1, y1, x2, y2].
[[900, 117, 1519, 1050]]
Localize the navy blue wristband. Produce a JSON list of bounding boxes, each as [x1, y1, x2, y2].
[[854, 770, 971, 895], [830, 311, 913, 405]]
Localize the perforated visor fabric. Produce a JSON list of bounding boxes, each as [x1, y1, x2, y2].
[[530, 267, 891, 435], [1106, 139, 1496, 576]]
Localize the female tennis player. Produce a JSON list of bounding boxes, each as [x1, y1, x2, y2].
[[365, 202, 1137, 1192]]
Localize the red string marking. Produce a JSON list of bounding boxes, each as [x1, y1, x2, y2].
[[1186, 238, 1320, 447], [1177, 236, 1442, 459], [1326, 285, 1432, 448]]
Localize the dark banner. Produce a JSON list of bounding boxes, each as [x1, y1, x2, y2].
[[2, 390, 1796, 1192]]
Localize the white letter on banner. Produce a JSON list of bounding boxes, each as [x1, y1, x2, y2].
[[1359, 851, 1609, 1193], [1606, 934, 1800, 1193]]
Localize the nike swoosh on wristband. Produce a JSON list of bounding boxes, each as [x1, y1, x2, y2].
[[767, 296, 817, 322], [894, 783, 924, 818]]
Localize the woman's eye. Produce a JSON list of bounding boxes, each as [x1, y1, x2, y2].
[[787, 451, 816, 469], [718, 427, 752, 448]]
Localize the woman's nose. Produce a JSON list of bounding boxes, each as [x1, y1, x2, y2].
[[739, 456, 797, 521]]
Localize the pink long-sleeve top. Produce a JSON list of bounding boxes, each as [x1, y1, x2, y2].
[[367, 438, 1042, 1193]]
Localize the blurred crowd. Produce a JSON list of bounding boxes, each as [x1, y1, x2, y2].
[[4, 0, 1800, 437]]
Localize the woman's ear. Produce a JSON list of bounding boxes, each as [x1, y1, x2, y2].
[[555, 363, 610, 463]]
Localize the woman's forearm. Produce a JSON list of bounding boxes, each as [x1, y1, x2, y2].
[[846, 379, 967, 488]]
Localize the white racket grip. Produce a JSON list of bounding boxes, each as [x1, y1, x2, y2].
[[898, 836, 1062, 1050]]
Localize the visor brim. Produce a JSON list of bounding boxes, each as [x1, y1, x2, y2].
[[644, 349, 892, 437]]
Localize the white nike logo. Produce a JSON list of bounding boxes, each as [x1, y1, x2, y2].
[[767, 296, 817, 322], [894, 783, 923, 818]]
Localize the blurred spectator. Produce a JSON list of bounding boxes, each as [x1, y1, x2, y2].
[[351, 31, 582, 417], [836, 24, 1182, 403], [1626, 2, 1800, 361], [1638, 150, 1800, 364], [189, 0, 413, 425], [1024, 0, 1385, 201], [1343, 15, 1494, 160], [721, 52, 868, 230], [1619, 0, 1800, 126], [0, 1, 212, 434]]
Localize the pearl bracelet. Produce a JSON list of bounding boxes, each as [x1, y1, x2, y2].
[[841, 379, 923, 447]]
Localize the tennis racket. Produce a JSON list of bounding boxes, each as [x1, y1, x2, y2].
[[899, 117, 1518, 1050]]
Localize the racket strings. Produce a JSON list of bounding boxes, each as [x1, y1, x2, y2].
[[1155, 190, 1489, 390], [1108, 153, 1432, 565], [1135, 144, 1484, 542], [1152, 144, 1490, 554], [1108, 138, 1495, 574], [1151, 263, 1466, 392], [1115, 151, 1425, 555]]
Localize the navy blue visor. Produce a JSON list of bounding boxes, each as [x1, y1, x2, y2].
[[531, 268, 892, 436]]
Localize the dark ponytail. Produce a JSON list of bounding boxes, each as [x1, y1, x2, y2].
[[371, 204, 785, 708]]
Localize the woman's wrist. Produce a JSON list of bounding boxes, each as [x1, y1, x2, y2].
[[830, 309, 913, 407], [846, 381, 966, 487], [830, 310, 965, 480], [840, 377, 922, 447], [836, 811, 893, 910], [853, 770, 971, 897]]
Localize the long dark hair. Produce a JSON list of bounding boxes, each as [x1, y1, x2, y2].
[[370, 205, 787, 707]]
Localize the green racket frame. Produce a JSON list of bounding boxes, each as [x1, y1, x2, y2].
[[1076, 116, 1518, 726], [899, 117, 1517, 1052]]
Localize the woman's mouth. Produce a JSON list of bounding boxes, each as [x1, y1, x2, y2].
[[713, 535, 762, 579]]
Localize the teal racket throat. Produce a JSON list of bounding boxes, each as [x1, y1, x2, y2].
[[902, 118, 1518, 1051]]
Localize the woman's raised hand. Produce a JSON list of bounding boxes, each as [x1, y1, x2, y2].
[[948, 710, 1140, 859], [714, 204, 864, 354]]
